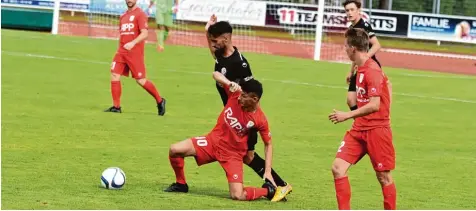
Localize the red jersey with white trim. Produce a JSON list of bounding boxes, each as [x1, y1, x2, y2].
[[352, 59, 391, 131], [118, 7, 148, 54], [208, 85, 271, 160]]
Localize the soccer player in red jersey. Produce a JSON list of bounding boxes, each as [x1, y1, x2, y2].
[[204, 14, 292, 199], [105, 0, 166, 116], [163, 75, 290, 202], [329, 28, 396, 210]]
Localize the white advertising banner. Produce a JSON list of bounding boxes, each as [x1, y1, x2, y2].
[[175, 0, 267, 27]]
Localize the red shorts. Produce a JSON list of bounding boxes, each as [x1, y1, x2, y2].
[[336, 127, 395, 171], [111, 52, 146, 79], [191, 136, 243, 183]]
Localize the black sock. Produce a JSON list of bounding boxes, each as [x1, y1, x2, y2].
[[247, 152, 287, 186]]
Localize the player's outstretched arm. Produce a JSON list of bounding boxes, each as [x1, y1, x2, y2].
[[205, 14, 217, 59], [257, 119, 276, 186], [212, 72, 241, 92], [262, 141, 276, 187], [213, 71, 232, 86]]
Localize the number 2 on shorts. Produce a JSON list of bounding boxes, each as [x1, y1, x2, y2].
[[337, 141, 345, 152]]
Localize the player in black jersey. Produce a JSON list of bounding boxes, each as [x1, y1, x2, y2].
[[343, 0, 382, 111], [204, 14, 291, 194]]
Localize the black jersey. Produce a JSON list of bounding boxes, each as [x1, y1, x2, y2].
[[214, 46, 253, 106], [349, 18, 381, 67]]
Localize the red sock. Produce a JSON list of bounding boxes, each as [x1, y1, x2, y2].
[[111, 81, 121, 107], [334, 176, 351, 210], [382, 183, 396, 210], [244, 187, 268, 201], [142, 80, 162, 103], [169, 156, 186, 184]]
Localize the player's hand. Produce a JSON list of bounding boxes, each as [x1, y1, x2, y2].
[[123, 42, 136, 51], [329, 109, 351, 124], [205, 14, 217, 30], [172, 5, 178, 14], [228, 82, 241, 92], [263, 171, 277, 187]]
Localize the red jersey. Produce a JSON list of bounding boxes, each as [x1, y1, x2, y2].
[[352, 59, 391, 131], [208, 85, 272, 160], [118, 7, 148, 55]]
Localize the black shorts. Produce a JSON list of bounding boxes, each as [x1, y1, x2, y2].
[[247, 128, 258, 151], [348, 72, 357, 92]]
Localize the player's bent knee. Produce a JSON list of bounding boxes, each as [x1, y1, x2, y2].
[[376, 171, 393, 186], [169, 139, 196, 157], [229, 189, 244, 200], [331, 159, 351, 178], [111, 73, 121, 81], [169, 143, 187, 156], [169, 144, 180, 156], [136, 78, 147, 86], [228, 183, 246, 200]]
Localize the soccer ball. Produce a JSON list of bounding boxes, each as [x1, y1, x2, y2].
[[100, 167, 126, 189]]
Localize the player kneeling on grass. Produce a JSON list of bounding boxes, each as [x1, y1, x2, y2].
[[164, 75, 291, 202], [205, 14, 291, 198], [329, 28, 396, 210], [105, 0, 166, 116]]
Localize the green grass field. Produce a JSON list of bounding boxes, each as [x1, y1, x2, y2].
[[2, 29, 476, 210]]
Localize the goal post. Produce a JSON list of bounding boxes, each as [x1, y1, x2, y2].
[[314, 0, 326, 61], [51, 0, 61, 35]]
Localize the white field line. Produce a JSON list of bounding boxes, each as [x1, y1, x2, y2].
[[4, 50, 473, 104], [3, 33, 475, 80], [4, 32, 476, 61]]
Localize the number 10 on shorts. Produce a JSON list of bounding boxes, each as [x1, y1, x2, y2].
[[195, 137, 208, 147]]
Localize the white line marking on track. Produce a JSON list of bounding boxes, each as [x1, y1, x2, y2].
[[382, 48, 476, 60], [3, 50, 476, 104]]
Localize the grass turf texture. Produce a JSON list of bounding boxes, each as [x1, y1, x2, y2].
[[2, 29, 476, 209]]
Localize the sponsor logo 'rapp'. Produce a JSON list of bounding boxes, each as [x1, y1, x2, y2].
[[356, 86, 370, 103], [120, 23, 135, 35], [224, 107, 245, 133], [121, 23, 134, 31]]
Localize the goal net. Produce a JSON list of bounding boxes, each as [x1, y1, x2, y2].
[[53, 0, 352, 63]]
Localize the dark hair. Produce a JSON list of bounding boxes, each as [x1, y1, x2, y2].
[[345, 28, 369, 52], [207, 21, 233, 37], [240, 79, 263, 99], [343, 0, 362, 8]]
